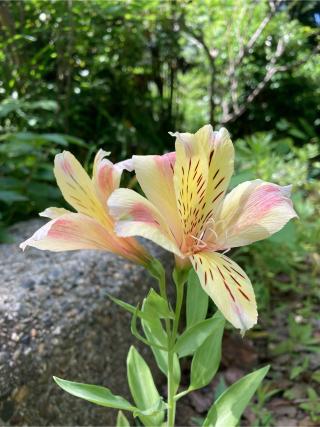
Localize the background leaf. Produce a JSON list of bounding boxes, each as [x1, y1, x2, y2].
[[175, 312, 223, 358], [190, 314, 225, 390], [186, 269, 209, 328], [203, 365, 270, 427]]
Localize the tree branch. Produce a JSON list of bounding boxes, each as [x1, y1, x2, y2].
[[222, 42, 319, 124], [235, 0, 282, 68]]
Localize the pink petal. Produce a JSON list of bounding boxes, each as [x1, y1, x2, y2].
[[108, 188, 183, 257], [132, 152, 184, 247], [92, 149, 123, 205], [20, 212, 149, 265], [215, 180, 298, 249]]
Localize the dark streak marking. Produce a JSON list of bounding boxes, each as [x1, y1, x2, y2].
[[214, 176, 225, 190], [228, 265, 246, 279], [212, 169, 219, 181], [217, 266, 225, 280], [198, 190, 205, 202], [224, 282, 236, 301], [212, 190, 224, 204], [238, 288, 250, 301], [209, 150, 214, 167], [193, 160, 200, 179], [66, 182, 77, 191], [229, 273, 242, 288]]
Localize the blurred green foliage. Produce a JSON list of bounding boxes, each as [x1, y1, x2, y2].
[[231, 129, 320, 309], [0, 0, 319, 235]]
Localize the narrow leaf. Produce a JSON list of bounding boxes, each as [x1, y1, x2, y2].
[[127, 346, 165, 426], [186, 269, 209, 328], [116, 411, 130, 427], [108, 294, 154, 322], [53, 377, 135, 411], [203, 365, 270, 427], [175, 312, 223, 358], [190, 315, 225, 390]]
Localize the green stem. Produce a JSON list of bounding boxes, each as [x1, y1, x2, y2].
[[174, 388, 191, 401], [167, 270, 186, 427], [157, 265, 172, 342], [150, 260, 188, 426]]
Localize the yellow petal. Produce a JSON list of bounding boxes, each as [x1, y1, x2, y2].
[[171, 126, 234, 245], [215, 180, 298, 249], [133, 153, 183, 246], [108, 188, 183, 257], [191, 251, 257, 333], [202, 127, 234, 220], [173, 127, 209, 239], [54, 151, 110, 227]]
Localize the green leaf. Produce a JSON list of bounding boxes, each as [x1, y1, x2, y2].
[[53, 377, 135, 411], [41, 133, 69, 146], [229, 170, 255, 189], [108, 294, 154, 322], [190, 315, 225, 390], [186, 269, 209, 328], [131, 305, 166, 350], [145, 288, 174, 319], [0, 100, 20, 117], [127, 346, 165, 426], [141, 293, 180, 394], [116, 411, 130, 427], [41, 133, 86, 147], [269, 221, 296, 247], [27, 182, 60, 200], [0, 190, 28, 204], [26, 99, 59, 111], [203, 365, 270, 427], [147, 257, 166, 281], [175, 312, 224, 358]]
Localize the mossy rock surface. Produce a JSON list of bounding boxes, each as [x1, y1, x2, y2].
[[0, 219, 172, 426]]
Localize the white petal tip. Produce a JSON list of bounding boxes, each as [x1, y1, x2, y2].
[[19, 241, 27, 251], [116, 158, 134, 172], [168, 131, 177, 137], [97, 149, 111, 157]]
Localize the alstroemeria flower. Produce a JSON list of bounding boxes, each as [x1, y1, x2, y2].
[[20, 150, 149, 266], [108, 125, 297, 332]]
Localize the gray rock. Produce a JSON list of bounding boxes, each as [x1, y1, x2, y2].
[[0, 219, 173, 426]]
